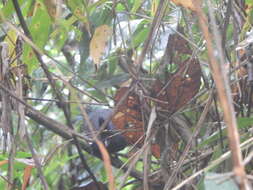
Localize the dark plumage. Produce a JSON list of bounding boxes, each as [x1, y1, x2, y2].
[[84, 108, 127, 157]]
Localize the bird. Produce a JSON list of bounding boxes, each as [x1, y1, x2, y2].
[[83, 108, 127, 157]]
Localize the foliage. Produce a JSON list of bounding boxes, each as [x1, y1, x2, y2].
[[0, 0, 253, 190]]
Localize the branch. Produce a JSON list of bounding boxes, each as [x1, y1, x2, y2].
[[0, 82, 143, 180]]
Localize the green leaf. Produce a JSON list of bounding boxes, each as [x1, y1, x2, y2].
[[133, 27, 149, 47], [237, 117, 253, 128], [131, 0, 143, 13], [66, 0, 87, 23], [16, 152, 32, 158], [1, 0, 25, 20], [130, 20, 149, 48], [89, 3, 113, 26], [23, 0, 51, 73], [30, 1, 51, 48], [246, 0, 253, 6], [115, 3, 125, 11], [204, 172, 239, 190]]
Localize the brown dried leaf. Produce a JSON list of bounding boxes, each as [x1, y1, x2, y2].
[[152, 58, 201, 113], [113, 87, 144, 144], [169, 33, 192, 56], [113, 87, 160, 158]]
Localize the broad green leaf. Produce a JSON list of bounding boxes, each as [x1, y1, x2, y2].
[[133, 27, 149, 47], [30, 1, 51, 48], [130, 19, 149, 48], [23, 0, 51, 73], [204, 172, 239, 190]]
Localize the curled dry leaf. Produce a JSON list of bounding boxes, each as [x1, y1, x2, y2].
[[112, 87, 160, 158], [90, 25, 112, 66], [152, 58, 201, 113]]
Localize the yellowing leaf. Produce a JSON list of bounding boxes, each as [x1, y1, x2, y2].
[[4, 30, 17, 54], [90, 25, 112, 66], [171, 0, 196, 11]]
